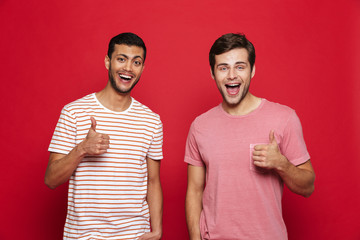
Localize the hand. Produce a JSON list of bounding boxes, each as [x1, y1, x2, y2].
[[79, 117, 110, 155], [138, 231, 162, 240], [252, 130, 288, 171]]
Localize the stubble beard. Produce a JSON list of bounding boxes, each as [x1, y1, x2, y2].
[[220, 81, 251, 107], [108, 65, 140, 94]]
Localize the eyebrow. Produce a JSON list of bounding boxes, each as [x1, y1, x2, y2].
[[114, 54, 143, 61], [216, 61, 247, 67], [216, 63, 229, 67]]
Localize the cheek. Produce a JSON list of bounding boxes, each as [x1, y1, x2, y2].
[[214, 73, 225, 82], [112, 60, 125, 68], [136, 67, 144, 75], [215, 80, 224, 90]]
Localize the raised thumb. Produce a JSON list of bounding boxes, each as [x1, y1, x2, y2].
[[269, 130, 276, 144], [90, 116, 97, 131]]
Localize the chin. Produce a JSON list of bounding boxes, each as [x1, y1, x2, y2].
[[224, 96, 241, 106]]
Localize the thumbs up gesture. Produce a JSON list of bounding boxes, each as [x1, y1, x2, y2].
[[80, 117, 110, 155], [252, 130, 287, 170]]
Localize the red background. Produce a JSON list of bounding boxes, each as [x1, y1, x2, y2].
[[0, 0, 359, 239]]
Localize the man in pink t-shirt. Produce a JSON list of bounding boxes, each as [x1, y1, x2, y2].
[[185, 33, 315, 240]]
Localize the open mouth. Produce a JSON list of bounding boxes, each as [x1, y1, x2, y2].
[[225, 83, 241, 95], [119, 74, 133, 82]]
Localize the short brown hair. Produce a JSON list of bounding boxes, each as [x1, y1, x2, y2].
[[209, 33, 255, 74]]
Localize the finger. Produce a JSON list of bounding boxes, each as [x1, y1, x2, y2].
[[269, 130, 277, 144], [254, 145, 267, 151], [101, 139, 110, 145], [96, 137, 109, 145], [96, 149, 108, 155], [252, 150, 265, 157], [102, 134, 110, 140], [253, 160, 264, 167], [253, 160, 259, 167], [90, 116, 97, 131], [100, 144, 110, 150], [252, 155, 265, 161]]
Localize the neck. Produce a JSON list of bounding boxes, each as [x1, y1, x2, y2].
[[222, 93, 262, 116], [96, 82, 132, 112]]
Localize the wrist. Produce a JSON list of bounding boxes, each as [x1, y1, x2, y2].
[[76, 141, 88, 157], [189, 234, 201, 240], [151, 229, 162, 239], [276, 155, 291, 173], [188, 228, 201, 240]]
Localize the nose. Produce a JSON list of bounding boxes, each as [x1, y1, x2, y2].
[[227, 67, 237, 80], [124, 61, 132, 72]]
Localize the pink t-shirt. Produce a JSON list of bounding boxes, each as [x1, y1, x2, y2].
[[185, 99, 310, 240]]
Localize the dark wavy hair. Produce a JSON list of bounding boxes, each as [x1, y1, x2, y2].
[[107, 32, 146, 61]]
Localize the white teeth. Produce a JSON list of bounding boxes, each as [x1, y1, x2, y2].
[[227, 84, 240, 87], [120, 74, 132, 79]]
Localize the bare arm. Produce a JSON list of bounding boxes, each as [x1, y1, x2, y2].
[[275, 159, 315, 197], [44, 117, 110, 189], [139, 157, 163, 240], [185, 164, 206, 240], [45, 149, 85, 189], [252, 130, 315, 197]]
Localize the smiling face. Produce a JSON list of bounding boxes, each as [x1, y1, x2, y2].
[[212, 47, 255, 107], [105, 44, 145, 94]]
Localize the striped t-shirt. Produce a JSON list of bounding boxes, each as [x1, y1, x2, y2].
[[48, 93, 163, 240]]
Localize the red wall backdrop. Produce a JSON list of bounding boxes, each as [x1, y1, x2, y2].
[[0, 0, 359, 239]]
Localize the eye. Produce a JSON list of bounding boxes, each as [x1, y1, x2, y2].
[[134, 60, 142, 66], [117, 57, 126, 62], [218, 66, 228, 71], [236, 65, 244, 70]]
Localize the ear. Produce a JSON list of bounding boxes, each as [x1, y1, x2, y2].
[[251, 65, 256, 78], [210, 68, 215, 80], [104, 55, 110, 70]]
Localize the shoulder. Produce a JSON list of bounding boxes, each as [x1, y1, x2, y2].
[[191, 105, 221, 129], [262, 99, 296, 118], [261, 99, 303, 132], [263, 99, 294, 112], [62, 93, 96, 113], [130, 98, 161, 123], [57, 94, 95, 122]]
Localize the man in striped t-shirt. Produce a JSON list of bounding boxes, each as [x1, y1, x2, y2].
[[45, 33, 163, 240]]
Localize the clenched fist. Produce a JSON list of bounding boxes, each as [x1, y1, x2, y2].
[[79, 116, 110, 155], [252, 130, 288, 171]]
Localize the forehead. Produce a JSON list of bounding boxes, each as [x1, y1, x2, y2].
[[111, 44, 144, 59], [215, 48, 249, 65]]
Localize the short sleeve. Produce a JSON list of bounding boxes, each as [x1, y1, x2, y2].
[[48, 107, 77, 154], [280, 111, 310, 166], [184, 121, 204, 167], [147, 117, 163, 160]]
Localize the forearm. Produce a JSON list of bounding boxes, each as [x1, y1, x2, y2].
[[44, 144, 86, 189], [45, 117, 110, 189], [185, 188, 203, 240], [147, 178, 163, 238], [186, 165, 205, 240], [276, 158, 315, 197]]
